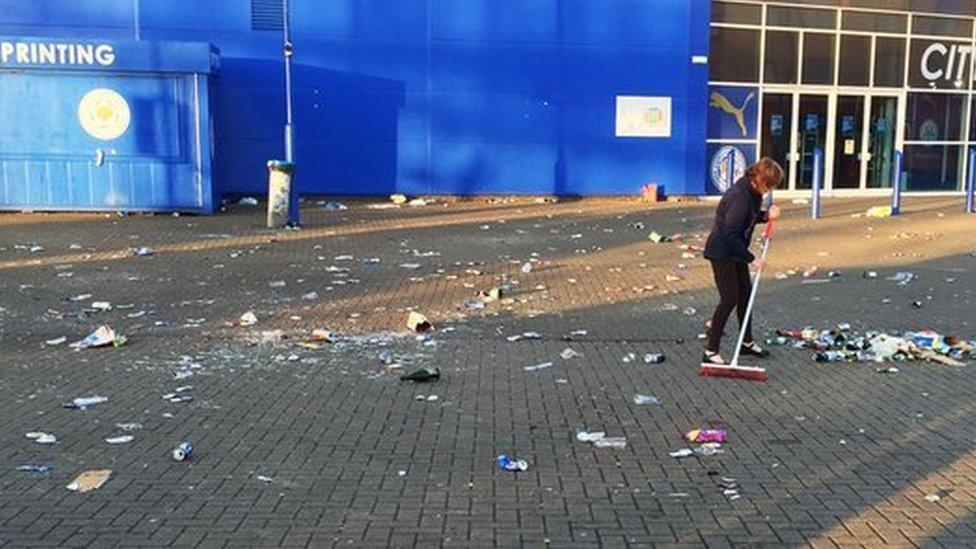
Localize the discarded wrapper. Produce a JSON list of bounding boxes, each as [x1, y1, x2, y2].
[[633, 394, 661, 405], [237, 311, 258, 327], [16, 464, 53, 475], [406, 311, 432, 333], [480, 287, 503, 301], [70, 326, 126, 349], [887, 271, 917, 286], [576, 431, 626, 448], [685, 428, 727, 443], [523, 362, 553, 372], [64, 395, 108, 410], [66, 469, 112, 493], [25, 432, 58, 445], [310, 329, 335, 342], [648, 231, 671, 243], [865, 205, 892, 218], [105, 435, 134, 444], [577, 431, 606, 442]]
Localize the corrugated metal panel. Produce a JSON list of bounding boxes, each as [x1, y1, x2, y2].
[[251, 0, 283, 31], [0, 71, 210, 212]]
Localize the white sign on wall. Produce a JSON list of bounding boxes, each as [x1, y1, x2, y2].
[[615, 96, 672, 138]]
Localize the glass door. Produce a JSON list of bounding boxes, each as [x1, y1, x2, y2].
[[866, 95, 898, 189], [833, 96, 864, 189], [760, 93, 794, 188], [796, 94, 829, 190]]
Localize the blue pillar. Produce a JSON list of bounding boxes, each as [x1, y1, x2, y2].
[[811, 148, 823, 219], [891, 150, 903, 216], [967, 148, 976, 214]]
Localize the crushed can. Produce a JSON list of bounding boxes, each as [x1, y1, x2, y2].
[[172, 442, 193, 461], [643, 353, 666, 364]]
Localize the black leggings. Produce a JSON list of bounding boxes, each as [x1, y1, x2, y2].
[[706, 260, 754, 353]]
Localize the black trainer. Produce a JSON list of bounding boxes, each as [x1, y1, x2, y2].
[[739, 341, 770, 358]]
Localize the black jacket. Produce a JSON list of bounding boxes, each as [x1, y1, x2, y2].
[[703, 177, 768, 264]]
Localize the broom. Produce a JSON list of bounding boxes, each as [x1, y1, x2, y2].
[[699, 217, 777, 382]]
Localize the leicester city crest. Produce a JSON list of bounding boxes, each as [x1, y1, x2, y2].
[[710, 146, 746, 194]]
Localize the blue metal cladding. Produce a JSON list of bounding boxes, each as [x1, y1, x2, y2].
[[0, 0, 710, 198], [0, 37, 217, 212]]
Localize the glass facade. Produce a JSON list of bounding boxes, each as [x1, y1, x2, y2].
[[709, 0, 976, 193]]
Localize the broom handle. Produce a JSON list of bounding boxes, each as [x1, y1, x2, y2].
[[729, 218, 776, 368]]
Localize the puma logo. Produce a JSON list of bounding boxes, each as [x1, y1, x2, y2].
[[710, 91, 755, 137]]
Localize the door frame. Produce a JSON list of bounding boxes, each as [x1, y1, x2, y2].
[[759, 87, 905, 194], [761, 86, 833, 192], [831, 89, 904, 194]]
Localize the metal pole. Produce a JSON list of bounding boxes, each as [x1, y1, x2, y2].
[[283, 0, 294, 164], [967, 148, 975, 214], [725, 149, 735, 191], [811, 148, 822, 219], [282, 0, 299, 225], [891, 150, 903, 216], [133, 0, 141, 40]]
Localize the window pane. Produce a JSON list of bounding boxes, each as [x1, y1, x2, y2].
[[838, 35, 870, 86], [912, 15, 973, 38], [767, 6, 836, 29], [909, 39, 971, 89], [903, 145, 963, 191], [842, 11, 906, 33], [709, 28, 760, 82], [712, 2, 761, 25], [905, 93, 966, 141], [764, 31, 798, 84], [874, 37, 905, 87], [802, 33, 835, 84]]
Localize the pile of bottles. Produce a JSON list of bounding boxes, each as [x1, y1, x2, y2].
[[766, 325, 975, 364]]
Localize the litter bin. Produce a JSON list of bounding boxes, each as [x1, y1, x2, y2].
[[266, 160, 296, 228]]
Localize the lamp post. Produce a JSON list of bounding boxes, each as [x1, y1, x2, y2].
[[283, 0, 294, 164], [282, 0, 298, 225], [266, 0, 299, 228]]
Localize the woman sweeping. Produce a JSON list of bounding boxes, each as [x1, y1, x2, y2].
[[701, 157, 783, 366]]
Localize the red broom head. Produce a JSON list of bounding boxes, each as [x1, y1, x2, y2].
[[698, 364, 767, 382]]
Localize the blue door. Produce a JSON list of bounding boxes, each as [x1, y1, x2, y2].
[[0, 71, 206, 211]]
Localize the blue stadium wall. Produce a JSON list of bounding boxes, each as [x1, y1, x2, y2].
[[1, 1, 710, 198]]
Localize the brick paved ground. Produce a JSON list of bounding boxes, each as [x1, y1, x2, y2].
[[0, 196, 974, 547]]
